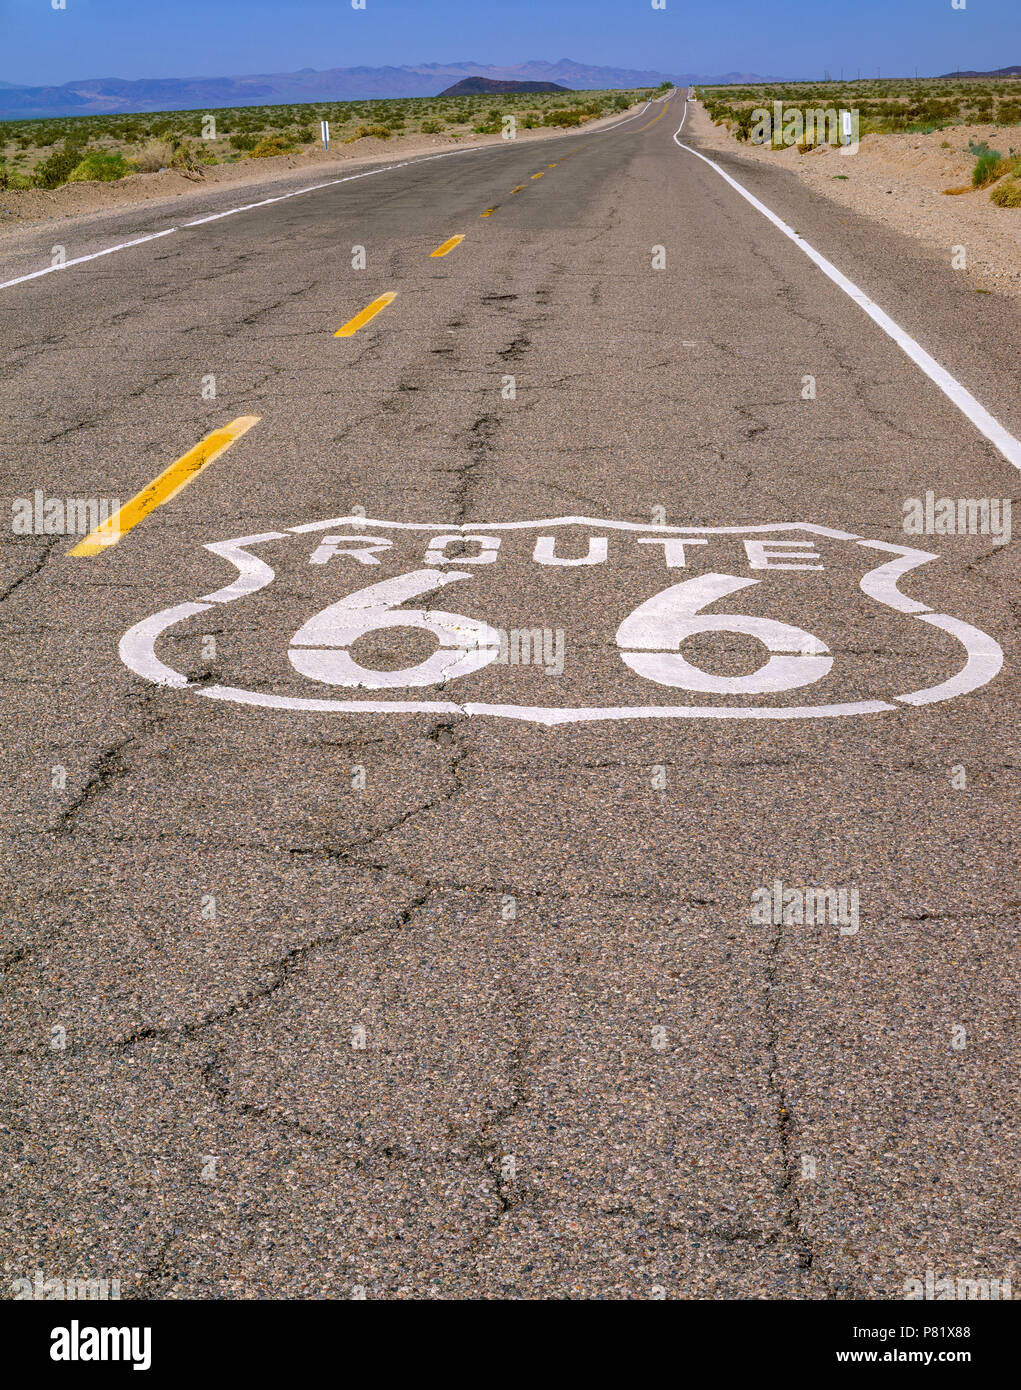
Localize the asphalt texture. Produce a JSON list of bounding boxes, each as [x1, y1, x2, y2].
[[1, 94, 1018, 1300]]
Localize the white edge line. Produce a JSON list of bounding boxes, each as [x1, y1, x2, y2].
[[594, 100, 653, 133], [0, 228, 177, 291], [0, 95, 659, 290], [672, 100, 1021, 472]]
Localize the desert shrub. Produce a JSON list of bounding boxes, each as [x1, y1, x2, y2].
[[733, 108, 756, 142], [244, 134, 295, 158], [543, 109, 583, 127], [67, 151, 134, 182], [168, 138, 203, 169], [132, 138, 175, 172], [990, 177, 1021, 206], [295, 126, 314, 142], [33, 140, 86, 188], [0, 161, 31, 188], [970, 143, 1005, 185], [230, 132, 258, 150], [345, 124, 391, 142], [420, 119, 444, 134]]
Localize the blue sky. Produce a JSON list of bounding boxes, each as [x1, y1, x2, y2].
[[4, 0, 1019, 86]]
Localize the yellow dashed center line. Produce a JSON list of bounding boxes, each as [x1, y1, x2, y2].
[[68, 416, 260, 557], [430, 234, 465, 259], [334, 291, 397, 337], [638, 106, 668, 131], [531, 171, 545, 179], [481, 207, 496, 217], [510, 184, 526, 194]]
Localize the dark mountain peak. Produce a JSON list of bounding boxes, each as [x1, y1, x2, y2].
[[938, 64, 1021, 78], [438, 77, 569, 96]]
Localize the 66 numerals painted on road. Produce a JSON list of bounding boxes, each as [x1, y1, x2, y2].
[[118, 518, 1004, 724], [288, 567, 832, 695]]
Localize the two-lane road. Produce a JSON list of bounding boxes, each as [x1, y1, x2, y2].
[[1, 93, 1017, 1299]]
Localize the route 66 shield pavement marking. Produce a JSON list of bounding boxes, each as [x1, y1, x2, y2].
[[118, 516, 1003, 727]]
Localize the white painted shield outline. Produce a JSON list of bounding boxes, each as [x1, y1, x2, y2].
[[118, 518, 1003, 726]]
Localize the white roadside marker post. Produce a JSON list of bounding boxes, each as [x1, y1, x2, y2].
[[840, 110, 852, 147], [321, 120, 330, 150]]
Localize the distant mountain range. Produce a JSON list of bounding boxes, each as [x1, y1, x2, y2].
[[937, 65, 1021, 78], [0, 59, 784, 120]]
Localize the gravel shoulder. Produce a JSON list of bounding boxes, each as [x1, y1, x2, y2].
[[687, 100, 1021, 299]]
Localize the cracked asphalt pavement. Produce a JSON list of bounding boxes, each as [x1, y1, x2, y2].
[[1, 94, 1018, 1300]]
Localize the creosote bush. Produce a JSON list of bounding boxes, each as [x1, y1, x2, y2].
[[67, 151, 134, 182], [244, 134, 295, 158]]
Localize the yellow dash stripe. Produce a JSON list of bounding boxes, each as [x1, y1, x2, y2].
[[531, 171, 544, 179], [335, 291, 397, 337], [481, 208, 496, 217], [638, 106, 668, 131], [430, 234, 465, 259], [510, 185, 525, 193], [68, 416, 260, 557], [548, 163, 558, 168]]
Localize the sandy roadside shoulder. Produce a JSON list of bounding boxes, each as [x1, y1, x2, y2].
[[0, 97, 659, 247], [685, 99, 1021, 300]]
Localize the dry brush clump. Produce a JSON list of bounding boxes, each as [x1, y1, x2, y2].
[[989, 174, 1021, 206], [942, 142, 1021, 203], [131, 138, 176, 172]]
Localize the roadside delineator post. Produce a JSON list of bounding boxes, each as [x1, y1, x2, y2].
[[321, 120, 330, 150]]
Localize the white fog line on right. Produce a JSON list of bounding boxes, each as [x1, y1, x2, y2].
[[673, 104, 1021, 473]]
